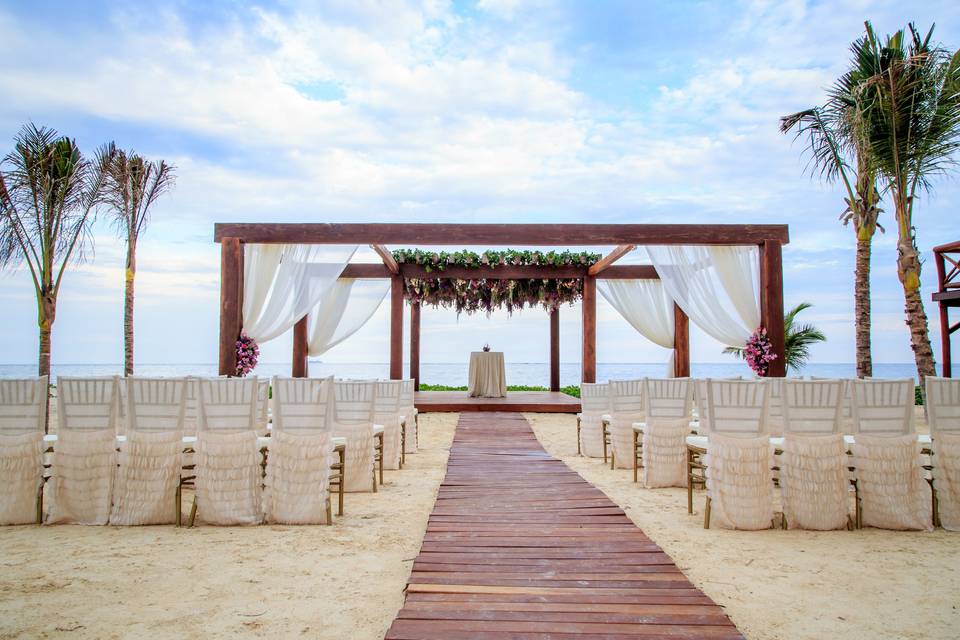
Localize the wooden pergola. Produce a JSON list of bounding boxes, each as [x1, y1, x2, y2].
[[214, 223, 790, 384], [934, 240, 960, 377]]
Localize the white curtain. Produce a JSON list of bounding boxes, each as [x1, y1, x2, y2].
[[598, 279, 675, 375], [646, 245, 760, 348], [308, 279, 390, 357], [242, 244, 357, 344]]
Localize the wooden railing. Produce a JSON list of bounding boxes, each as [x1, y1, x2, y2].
[[934, 240, 960, 292]]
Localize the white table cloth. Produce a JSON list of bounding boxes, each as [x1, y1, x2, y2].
[[468, 352, 507, 398]]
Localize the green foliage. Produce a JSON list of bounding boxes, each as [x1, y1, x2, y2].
[[724, 302, 826, 373], [393, 249, 601, 271], [419, 383, 581, 398]]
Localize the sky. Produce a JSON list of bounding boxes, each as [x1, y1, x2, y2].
[[1, 0, 958, 373]]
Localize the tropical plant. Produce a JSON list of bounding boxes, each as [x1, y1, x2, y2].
[[0, 124, 111, 378], [725, 302, 826, 373], [102, 148, 176, 376], [848, 22, 960, 384], [781, 46, 884, 379]]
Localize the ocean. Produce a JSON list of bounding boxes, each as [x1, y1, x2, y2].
[[0, 362, 922, 384]]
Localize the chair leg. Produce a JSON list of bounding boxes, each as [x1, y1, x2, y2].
[[930, 481, 940, 529], [400, 423, 406, 468], [36, 483, 44, 525], [632, 430, 639, 483], [703, 495, 711, 529], [175, 483, 182, 527], [339, 451, 345, 515], [602, 428, 608, 464], [188, 496, 198, 528], [576, 417, 581, 456], [326, 495, 333, 525], [380, 441, 385, 486]]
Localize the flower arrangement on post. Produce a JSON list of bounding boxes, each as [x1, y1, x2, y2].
[[236, 332, 259, 377], [742, 327, 778, 377]]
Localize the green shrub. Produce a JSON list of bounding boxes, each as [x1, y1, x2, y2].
[[418, 383, 581, 399]]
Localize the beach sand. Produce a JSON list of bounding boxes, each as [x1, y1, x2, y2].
[[526, 411, 960, 640], [0, 413, 458, 640]]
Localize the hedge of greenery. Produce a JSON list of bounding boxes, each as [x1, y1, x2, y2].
[[419, 383, 581, 398]]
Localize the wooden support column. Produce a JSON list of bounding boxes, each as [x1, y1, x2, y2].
[[759, 240, 787, 377], [582, 277, 597, 383], [673, 304, 690, 378], [410, 302, 421, 388], [550, 307, 560, 391], [292, 315, 309, 378], [390, 275, 404, 380], [218, 238, 243, 376]]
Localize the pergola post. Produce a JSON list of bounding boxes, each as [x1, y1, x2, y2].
[[410, 301, 421, 388], [582, 276, 597, 383], [759, 240, 786, 377], [549, 307, 560, 391], [390, 275, 404, 380], [218, 238, 243, 376], [673, 304, 690, 377], [292, 315, 309, 378]]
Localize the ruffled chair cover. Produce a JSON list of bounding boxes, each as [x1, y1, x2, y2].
[[780, 434, 849, 530], [852, 434, 933, 531], [399, 380, 418, 454], [194, 431, 262, 525], [579, 413, 606, 458], [935, 433, 960, 531], [0, 433, 45, 525], [110, 431, 183, 525], [263, 430, 333, 524], [46, 429, 116, 525], [641, 417, 689, 488], [609, 413, 644, 470], [704, 433, 774, 530], [375, 381, 404, 471], [380, 415, 403, 470], [337, 422, 376, 492]]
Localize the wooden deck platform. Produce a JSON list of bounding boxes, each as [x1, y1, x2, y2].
[[385, 412, 743, 639], [414, 391, 580, 413]]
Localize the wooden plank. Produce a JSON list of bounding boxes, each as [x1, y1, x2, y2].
[[218, 238, 242, 376], [583, 277, 597, 383], [588, 244, 636, 275], [759, 240, 786, 377], [549, 308, 560, 392], [673, 304, 689, 378], [596, 265, 659, 280], [372, 243, 400, 274], [215, 222, 790, 246], [410, 302, 421, 388], [384, 412, 744, 639], [292, 314, 308, 378]]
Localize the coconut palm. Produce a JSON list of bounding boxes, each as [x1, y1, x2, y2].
[[780, 41, 883, 378], [725, 302, 826, 373], [0, 124, 111, 379], [102, 149, 176, 376], [848, 22, 960, 384]]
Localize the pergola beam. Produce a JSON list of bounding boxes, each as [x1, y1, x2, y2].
[[371, 244, 399, 274], [215, 223, 789, 246], [588, 244, 635, 276], [338, 263, 660, 280]]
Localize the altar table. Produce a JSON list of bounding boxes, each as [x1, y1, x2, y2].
[[468, 351, 507, 398]]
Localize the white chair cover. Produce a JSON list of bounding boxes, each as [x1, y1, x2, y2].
[[332, 381, 377, 493], [375, 380, 403, 471], [925, 377, 960, 530], [256, 378, 270, 437], [579, 383, 610, 459], [110, 378, 187, 526], [638, 378, 692, 488], [609, 379, 645, 469], [46, 377, 119, 525], [779, 379, 849, 530], [194, 378, 262, 525], [852, 434, 933, 531], [264, 377, 334, 524], [0, 377, 47, 525], [399, 379, 418, 453], [850, 378, 915, 435]]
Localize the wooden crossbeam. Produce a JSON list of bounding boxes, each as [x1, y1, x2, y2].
[[371, 244, 400, 274], [588, 244, 635, 276], [338, 263, 660, 280]]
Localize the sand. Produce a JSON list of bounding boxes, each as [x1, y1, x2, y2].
[[525, 412, 960, 640], [0, 413, 459, 640]]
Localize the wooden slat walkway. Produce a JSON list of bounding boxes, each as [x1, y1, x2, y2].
[[415, 391, 581, 414], [386, 412, 743, 639]]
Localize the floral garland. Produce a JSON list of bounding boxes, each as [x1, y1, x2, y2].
[[236, 332, 259, 377], [394, 249, 602, 315], [743, 327, 778, 377]]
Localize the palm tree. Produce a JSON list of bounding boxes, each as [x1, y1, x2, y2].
[[102, 149, 176, 376], [848, 22, 960, 384], [0, 124, 111, 379], [780, 40, 883, 378], [725, 302, 826, 374]]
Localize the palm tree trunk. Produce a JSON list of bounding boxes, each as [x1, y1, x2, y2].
[[124, 241, 136, 377], [37, 293, 56, 379], [894, 198, 937, 383], [854, 232, 873, 378]]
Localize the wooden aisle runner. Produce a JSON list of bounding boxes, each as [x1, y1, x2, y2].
[[386, 413, 743, 639]]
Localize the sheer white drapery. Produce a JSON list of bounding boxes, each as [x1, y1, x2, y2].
[[308, 279, 390, 357], [242, 244, 357, 344], [646, 245, 760, 348], [598, 278, 675, 374]]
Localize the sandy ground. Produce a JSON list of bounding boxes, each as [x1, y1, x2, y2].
[[0, 413, 459, 640], [526, 412, 960, 640]]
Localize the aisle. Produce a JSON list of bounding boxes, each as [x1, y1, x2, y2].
[[385, 412, 743, 639]]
